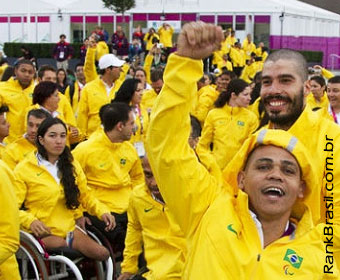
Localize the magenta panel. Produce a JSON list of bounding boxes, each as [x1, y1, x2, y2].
[[133, 14, 147, 21], [269, 35, 340, 68], [236, 15, 245, 23], [148, 14, 161, 20], [218, 15, 232, 22], [71, 16, 83, 23], [101, 16, 113, 23], [0, 17, 8, 23], [255, 15, 270, 23], [37, 16, 49, 23], [116, 15, 130, 22], [166, 14, 180, 20], [199, 15, 215, 23], [181, 13, 196, 21], [10, 16, 22, 23], [85, 16, 98, 23]]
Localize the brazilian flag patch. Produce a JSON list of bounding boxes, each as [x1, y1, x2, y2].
[[120, 158, 126, 165], [237, 120, 245, 126], [283, 249, 303, 269]]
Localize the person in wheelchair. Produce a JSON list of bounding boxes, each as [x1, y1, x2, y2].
[[13, 117, 115, 261]]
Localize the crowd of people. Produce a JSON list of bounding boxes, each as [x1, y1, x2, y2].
[[1, 20, 340, 279]]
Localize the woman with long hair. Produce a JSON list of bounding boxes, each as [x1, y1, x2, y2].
[[112, 78, 148, 157], [196, 79, 258, 170], [13, 117, 115, 260], [56, 68, 68, 94]]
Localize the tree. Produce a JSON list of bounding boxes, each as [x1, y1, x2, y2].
[[102, 0, 136, 17]]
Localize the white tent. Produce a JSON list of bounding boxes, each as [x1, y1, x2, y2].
[[0, 0, 339, 43]]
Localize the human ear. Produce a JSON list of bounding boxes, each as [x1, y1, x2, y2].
[[237, 171, 246, 190], [303, 81, 311, 97], [297, 180, 306, 199], [38, 135, 44, 146]]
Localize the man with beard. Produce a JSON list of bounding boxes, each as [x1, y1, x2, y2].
[[227, 48, 340, 270]]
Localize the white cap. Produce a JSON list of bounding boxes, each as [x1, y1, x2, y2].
[[98, 54, 125, 69]]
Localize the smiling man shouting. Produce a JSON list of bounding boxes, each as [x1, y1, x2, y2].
[[146, 22, 340, 279]]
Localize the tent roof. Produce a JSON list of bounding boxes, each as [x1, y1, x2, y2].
[[2, 0, 340, 21]]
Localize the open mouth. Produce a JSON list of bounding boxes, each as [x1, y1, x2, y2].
[[264, 96, 291, 111], [261, 187, 285, 197]]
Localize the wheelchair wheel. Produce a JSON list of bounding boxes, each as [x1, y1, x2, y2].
[[17, 234, 49, 280]]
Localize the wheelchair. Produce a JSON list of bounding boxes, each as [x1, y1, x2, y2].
[[16, 230, 114, 280]]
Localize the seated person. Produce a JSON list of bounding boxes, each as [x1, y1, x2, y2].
[[118, 156, 186, 280], [146, 22, 340, 278], [13, 117, 115, 260]]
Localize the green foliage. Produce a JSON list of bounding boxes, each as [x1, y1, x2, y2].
[[4, 43, 83, 58], [102, 0, 136, 14]]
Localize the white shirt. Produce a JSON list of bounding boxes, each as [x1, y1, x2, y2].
[[328, 105, 340, 125], [101, 79, 114, 97], [37, 153, 60, 184]]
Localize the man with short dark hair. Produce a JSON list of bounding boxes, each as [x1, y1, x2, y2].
[[73, 102, 144, 253], [2, 109, 49, 169], [65, 63, 86, 114], [77, 54, 125, 138], [0, 60, 35, 143], [53, 34, 73, 71], [141, 68, 164, 113]]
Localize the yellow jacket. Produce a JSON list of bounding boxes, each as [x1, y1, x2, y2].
[[72, 128, 144, 213], [121, 184, 186, 279], [141, 88, 158, 114], [321, 67, 334, 80], [2, 137, 35, 170], [248, 97, 265, 122], [191, 85, 220, 126], [143, 54, 153, 85], [229, 47, 246, 67], [158, 25, 174, 48], [13, 152, 110, 238], [217, 59, 233, 73], [226, 35, 237, 49], [84, 46, 97, 83], [76, 77, 119, 138], [144, 32, 160, 51], [0, 145, 4, 159], [96, 41, 109, 61], [0, 77, 35, 143], [0, 160, 20, 280], [146, 54, 340, 279], [306, 92, 329, 111], [197, 105, 258, 170], [0, 160, 19, 264], [65, 81, 81, 114], [242, 39, 256, 59], [240, 62, 259, 83]]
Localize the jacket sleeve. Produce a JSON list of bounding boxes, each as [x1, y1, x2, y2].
[[129, 151, 145, 188], [0, 162, 19, 264], [192, 91, 215, 126], [196, 112, 214, 155], [76, 87, 89, 139], [144, 54, 153, 85], [145, 54, 221, 238], [84, 47, 98, 83], [13, 167, 37, 231], [120, 194, 142, 274]]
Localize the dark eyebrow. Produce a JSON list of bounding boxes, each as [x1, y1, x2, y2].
[[255, 158, 273, 164], [281, 160, 298, 169]]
